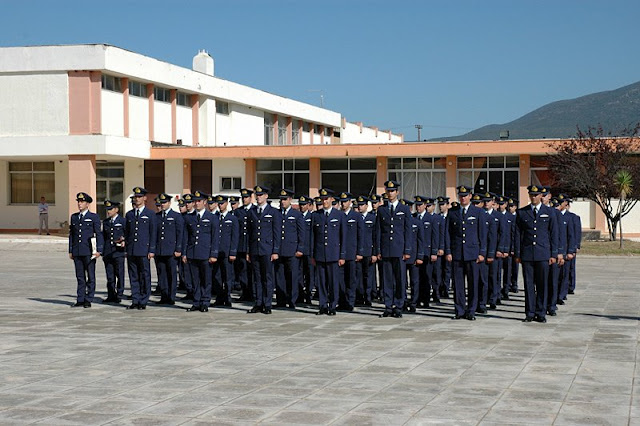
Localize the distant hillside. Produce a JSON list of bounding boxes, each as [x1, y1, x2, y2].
[[432, 81, 640, 141]]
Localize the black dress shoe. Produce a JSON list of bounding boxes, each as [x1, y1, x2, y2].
[[248, 305, 262, 313], [126, 303, 139, 310], [488, 303, 496, 310], [452, 314, 463, 320], [287, 303, 296, 310], [502, 294, 510, 301], [510, 287, 519, 293], [393, 311, 403, 318], [476, 307, 487, 314], [200, 306, 209, 312], [316, 307, 328, 315], [84, 301, 91, 308], [71, 302, 84, 308], [263, 308, 272, 315], [534, 315, 546, 323], [224, 301, 232, 308], [496, 299, 503, 305], [363, 301, 372, 307], [408, 306, 416, 313], [548, 310, 557, 316], [137, 305, 146, 310], [166, 300, 175, 305], [466, 314, 476, 321], [557, 299, 565, 305], [187, 305, 200, 312], [382, 311, 393, 317], [328, 309, 336, 316], [523, 316, 534, 322], [568, 290, 574, 295]]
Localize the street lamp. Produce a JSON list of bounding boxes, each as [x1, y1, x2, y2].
[[415, 124, 423, 141]]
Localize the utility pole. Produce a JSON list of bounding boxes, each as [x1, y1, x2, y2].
[[415, 124, 423, 141]]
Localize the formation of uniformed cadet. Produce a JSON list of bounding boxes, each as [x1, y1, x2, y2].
[[421, 197, 441, 307], [298, 196, 315, 305], [506, 198, 520, 294], [375, 180, 412, 318], [102, 200, 126, 303], [246, 185, 282, 314], [412, 196, 435, 309], [154, 193, 184, 305], [275, 189, 305, 309], [233, 189, 254, 302], [69, 192, 104, 308], [125, 187, 156, 310], [338, 192, 364, 311], [212, 195, 238, 307], [437, 196, 452, 298], [355, 195, 376, 306], [445, 185, 487, 320], [310, 188, 347, 315], [514, 185, 559, 322], [403, 198, 424, 312]]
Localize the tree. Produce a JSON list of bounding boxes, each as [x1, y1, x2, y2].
[[547, 124, 640, 241]]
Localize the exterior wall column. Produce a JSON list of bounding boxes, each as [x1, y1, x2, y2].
[[309, 123, 315, 144], [309, 158, 321, 197], [147, 84, 154, 141], [182, 159, 191, 195], [376, 156, 387, 195], [68, 155, 96, 219], [68, 71, 101, 135], [519, 154, 531, 205], [122, 77, 129, 137], [445, 155, 457, 200], [245, 158, 256, 189]]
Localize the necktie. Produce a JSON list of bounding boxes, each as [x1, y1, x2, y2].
[[135, 209, 139, 220], [259, 207, 263, 216], [534, 206, 538, 218], [197, 212, 201, 223], [390, 204, 395, 216]]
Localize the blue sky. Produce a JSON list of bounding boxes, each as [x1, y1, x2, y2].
[[3, 0, 639, 140]]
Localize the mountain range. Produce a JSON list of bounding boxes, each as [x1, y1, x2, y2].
[[432, 80, 640, 141]]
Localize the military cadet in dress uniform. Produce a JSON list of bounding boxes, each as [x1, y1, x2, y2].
[[182, 190, 219, 312], [375, 180, 412, 318], [212, 195, 239, 307], [298, 195, 315, 305], [273, 189, 305, 309], [247, 185, 282, 314], [507, 198, 520, 293], [102, 200, 126, 303], [404, 198, 424, 313], [356, 196, 376, 306], [514, 185, 559, 323], [567, 201, 581, 295], [437, 196, 452, 298], [125, 187, 157, 310], [445, 185, 488, 320], [414, 197, 438, 308], [154, 193, 184, 305], [484, 193, 510, 310], [553, 194, 576, 312], [338, 192, 364, 311], [425, 197, 442, 304], [69, 192, 104, 308], [496, 196, 514, 301], [179, 194, 196, 299], [310, 188, 347, 315], [177, 198, 188, 291], [369, 193, 384, 301], [233, 188, 254, 302]]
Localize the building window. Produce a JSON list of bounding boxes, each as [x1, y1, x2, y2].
[[387, 157, 446, 200], [144, 160, 165, 195], [177, 92, 190, 107], [256, 159, 309, 196], [278, 116, 287, 145], [321, 158, 377, 196], [101, 75, 121, 92], [97, 162, 124, 219], [9, 162, 55, 204], [216, 101, 229, 115], [221, 177, 242, 191], [191, 160, 212, 195], [264, 113, 275, 145], [128, 80, 147, 98], [292, 119, 300, 145], [303, 122, 310, 132], [154, 87, 171, 103], [530, 155, 551, 189], [457, 156, 519, 198]]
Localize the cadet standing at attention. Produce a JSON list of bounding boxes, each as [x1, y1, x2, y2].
[[233, 188, 254, 302], [298, 195, 315, 305], [274, 189, 305, 309], [213, 195, 238, 308], [338, 192, 363, 311], [125, 187, 157, 310], [69, 192, 104, 308], [154, 193, 184, 305], [356, 196, 376, 307], [102, 200, 126, 304]]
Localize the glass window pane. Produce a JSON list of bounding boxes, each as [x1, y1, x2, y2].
[[504, 171, 519, 199], [320, 159, 348, 170], [284, 159, 294, 171], [97, 181, 107, 200], [388, 171, 400, 183], [489, 170, 503, 195], [388, 158, 401, 170], [256, 173, 282, 195], [350, 172, 377, 196], [418, 158, 432, 169], [489, 156, 505, 168], [109, 180, 123, 203], [284, 173, 293, 189], [10, 162, 32, 171], [474, 171, 488, 193], [256, 159, 282, 171], [294, 173, 309, 197], [530, 155, 548, 168], [403, 158, 417, 169], [350, 158, 376, 170], [321, 172, 348, 193], [473, 157, 488, 169], [233, 177, 242, 189], [457, 157, 473, 169], [33, 173, 55, 204], [433, 157, 447, 169], [402, 172, 417, 200], [505, 156, 520, 168], [432, 171, 446, 197], [11, 173, 32, 203], [416, 172, 431, 197], [294, 159, 309, 170], [221, 177, 232, 190], [531, 169, 551, 187], [457, 171, 473, 188], [33, 162, 54, 171]]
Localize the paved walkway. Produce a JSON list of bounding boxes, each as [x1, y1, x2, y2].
[[0, 243, 638, 425]]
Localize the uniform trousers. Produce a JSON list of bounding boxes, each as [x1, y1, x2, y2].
[[214, 255, 234, 304], [189, 259, 212, 308], [440, 256, 452, 293], [275, 256, 299, 306], [340, 259, 357, 308], [569, 256, 577, 292], [156, 255, 178, 302], [558, 259, 571, 300], [103, 254, 125, 299], [74, 255, 96, 303], [356, 256, 374, 303], [418, 260, 434, 305], [382, 257, 406, 312], [407, 262, 421, 308], [488, 258, 502, 305], [316, 261, 339, 310], [522, 260, 548, 318], [547, 261, 560, 313], [501, 255, 512, 296], [300, 255, 315, 303], [510, 257, 520, 290], [251, 255, 274, 309], [451, 259, 479, 317], [128, 256, 152, 306], [234, 252, 252, 300]]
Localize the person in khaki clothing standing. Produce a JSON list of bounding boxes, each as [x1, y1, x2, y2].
[[38, 196, 50, 235]]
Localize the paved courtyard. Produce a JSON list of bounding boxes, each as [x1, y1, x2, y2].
[[0, 239, 638, 425]]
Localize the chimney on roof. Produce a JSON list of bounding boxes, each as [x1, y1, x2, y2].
[[193, 49, 214, 76]]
